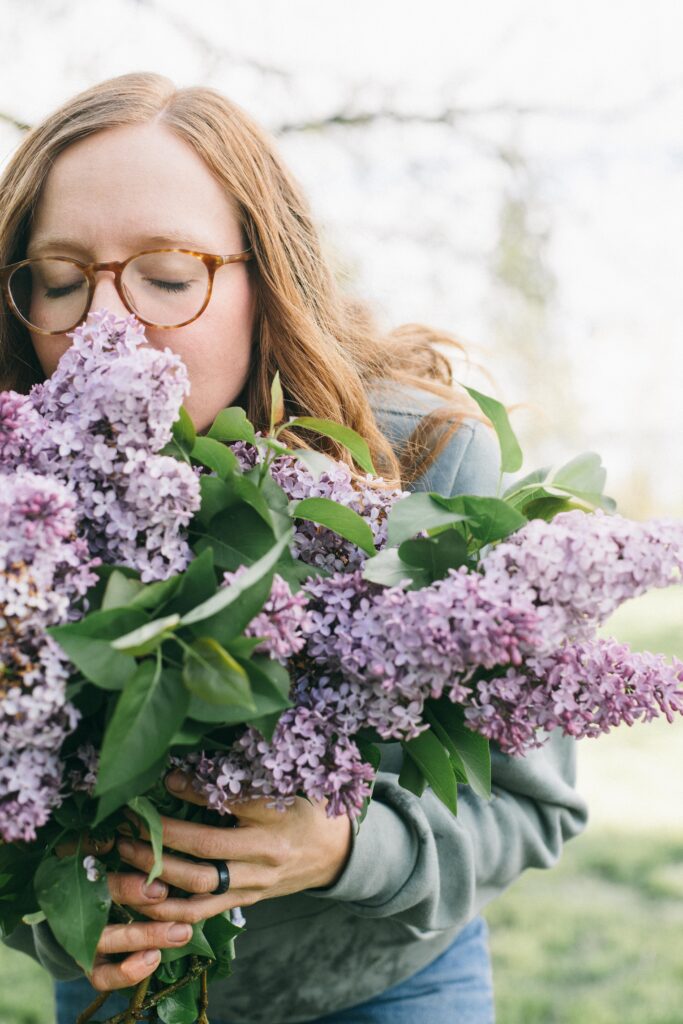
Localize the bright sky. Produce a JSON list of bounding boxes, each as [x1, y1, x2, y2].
[[1, 0, 681, 515]]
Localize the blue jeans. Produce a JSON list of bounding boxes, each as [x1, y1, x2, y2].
[[54, 914, 494, 1023]]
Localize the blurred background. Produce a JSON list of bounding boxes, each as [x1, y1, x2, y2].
[[0, 1, 681, 1021]]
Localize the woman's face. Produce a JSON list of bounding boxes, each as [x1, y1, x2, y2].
[[25, 121, 256, 432]]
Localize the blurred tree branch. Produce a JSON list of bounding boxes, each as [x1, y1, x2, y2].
[[0, 111, 31, 133]]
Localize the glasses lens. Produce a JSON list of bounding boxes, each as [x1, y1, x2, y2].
[[122, 252, 210, 327], [9, 258, 89, 333]]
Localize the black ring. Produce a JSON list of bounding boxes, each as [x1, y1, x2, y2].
[[210, 859, 230, 895]]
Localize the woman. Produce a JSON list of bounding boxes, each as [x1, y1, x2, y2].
[[0, 73, 589, 1023]]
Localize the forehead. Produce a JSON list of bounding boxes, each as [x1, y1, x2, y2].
[[28, 122, 243, 255]]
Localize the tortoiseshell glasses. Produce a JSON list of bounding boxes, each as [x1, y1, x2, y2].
[[0, 247, 255, 335]]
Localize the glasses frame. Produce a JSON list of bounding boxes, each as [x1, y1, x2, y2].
[[0, 246, 255, 335]]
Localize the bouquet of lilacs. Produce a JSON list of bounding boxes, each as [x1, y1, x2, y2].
[[1, 309, 682, 1023]]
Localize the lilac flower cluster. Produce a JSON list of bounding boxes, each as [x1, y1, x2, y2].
[[0, 309, 202, 840], [463, 638, 683, 756], [0, 473, 98, 841], [297, 566, 546, 740], [178, 505, 683, 816], [172, 706, 376, 818], [231, 440, 407, 572], [482, 508, 683, 641], [0, 309, 201, 581], [221, 567, 313, 663]]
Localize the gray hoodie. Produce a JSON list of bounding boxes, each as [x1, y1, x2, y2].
[[2, 385, 590, 1022]]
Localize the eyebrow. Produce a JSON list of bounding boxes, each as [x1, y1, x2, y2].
[[26, 233, 221, 257]]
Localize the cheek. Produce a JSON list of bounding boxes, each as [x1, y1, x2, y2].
[[29, 333, 73, 378]]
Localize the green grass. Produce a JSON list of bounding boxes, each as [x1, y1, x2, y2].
[[484, 827, 683, 1024], [1, 588, 681, 1023]]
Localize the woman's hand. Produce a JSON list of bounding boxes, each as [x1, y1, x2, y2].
[[55, 834, 194, 991], [113, 771, 353, 924]]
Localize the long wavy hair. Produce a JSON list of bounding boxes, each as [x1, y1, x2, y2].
[[0, 72, 492, 487]]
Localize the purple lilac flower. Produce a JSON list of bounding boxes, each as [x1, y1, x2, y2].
[[294, 565, 546, 740], [482, 508, 683, 642], [0, 473, 99, 841], [172, 707, 375, 818], [0, 309, 201, 582], [66, 742, 99, 796], [463, 637, 683, 757], [229, 440, 407, 573], [222, 567, 314, 663], [0, 747, 65, 843]]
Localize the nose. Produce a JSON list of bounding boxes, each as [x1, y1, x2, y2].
[[88, 270, 131, 322]]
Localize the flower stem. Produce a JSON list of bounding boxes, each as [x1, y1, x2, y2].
[[197, 966, 209, 1024], [75, 991, 111, 1024], [123, 976, 151, 1024]]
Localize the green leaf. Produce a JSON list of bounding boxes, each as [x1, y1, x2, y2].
[[186, 572, 274, 648], [430, 495, 527, 547], [207, 407, 256, 444], [502, 453, 617, 516], [48, 608, 148, 690], [180, 529, 293, 627], [288, 448, 339, 481], [35, 851, 110, 973], [361, 547, 425, 588], [157, 977, 200, 1023], [551, 451, 607, 494], [386, 492, 469, 547], [287, 416, 376, 474], [187, 652, 292, 725], [203, 911, 243, 979], [171, 406, 197, 454], [191, 435, 239, 478], [128, 574, 183, 613], [459, 384, 523, 474], [195, 476, 239, 526], [289, 497, 376, 556], [398, 528, 469, 582], [270, 369, 285, 433], [426, 699, 491, 800], [95, 661, 189, 799], [162, 548, 217, 618], [401, 729, 458, 814], [101, 571, 145, 611], [182, 637, 255, 711], [94, 754, 169, 826], [159, 922, 215, 964], [21, 910, 47, 925], [110, 613, 180, 657], [127, 796, 164, 886], [193, 503, 276, 570], [397, 751, 426, 797]]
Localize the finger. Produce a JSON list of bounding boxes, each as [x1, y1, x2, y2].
[[87, 949, 161, 992], [163, 774, 284, 823], [96, 921, 193, 957], [116, 839, 221, 895], [107, 870, 169, 906], [140, 888, 263, 924], [118, 815, 259, 862], [116, 837, 270, 895], [164, 771, 209, 806]]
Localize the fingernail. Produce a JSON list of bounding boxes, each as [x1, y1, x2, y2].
[[117, 839, 134, 856], [143, 880, 167, 898], [168, 923, 192, 941], [143, 949, 160, 965], [166, 772, 187, 793]]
